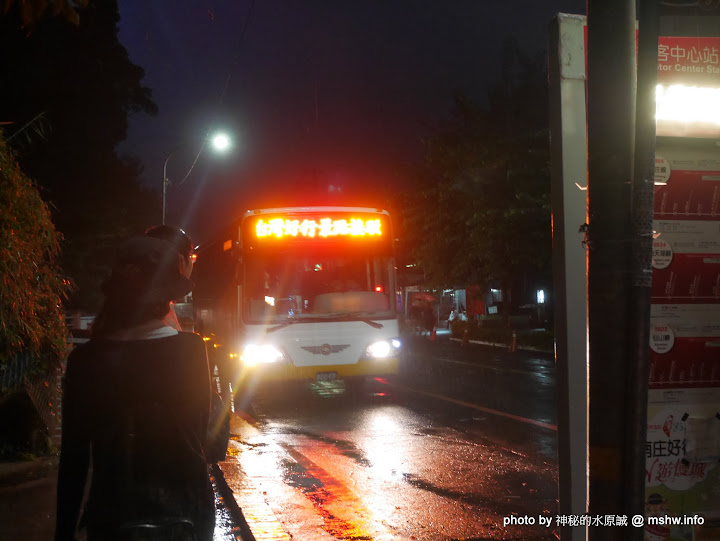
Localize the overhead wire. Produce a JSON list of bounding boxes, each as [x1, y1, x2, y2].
[[176, 0, 256, 187]]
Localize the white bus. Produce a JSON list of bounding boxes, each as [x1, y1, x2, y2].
[[193, 206, 401, 407]]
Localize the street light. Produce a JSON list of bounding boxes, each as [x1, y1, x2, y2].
[[162, 131, 233, 224], [211, 132, 230, 151]]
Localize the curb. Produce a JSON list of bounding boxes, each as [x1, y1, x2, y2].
[[210, 463, 256, 541], [449, 337, 553, 355]]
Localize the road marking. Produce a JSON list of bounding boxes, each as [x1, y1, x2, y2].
[[383, 381, 558, 432], [438, 357, 552, 378]]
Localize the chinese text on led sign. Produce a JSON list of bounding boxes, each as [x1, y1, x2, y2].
[[256, 218, 382, 238]]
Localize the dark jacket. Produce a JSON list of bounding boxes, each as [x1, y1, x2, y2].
[[55, 332, 214, 541]]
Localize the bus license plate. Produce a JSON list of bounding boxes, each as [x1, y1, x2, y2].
[[316, 371, 337, 382]]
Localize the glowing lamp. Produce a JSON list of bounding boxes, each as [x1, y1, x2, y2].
[[655, 84, 720, 137], [212, 133, 231, 152]]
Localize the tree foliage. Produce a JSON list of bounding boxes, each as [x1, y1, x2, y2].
[[0, 131, 70, 365], [2, 0, 88, 27], [398, 39, 551, 303], [0, 0, 159, 309]]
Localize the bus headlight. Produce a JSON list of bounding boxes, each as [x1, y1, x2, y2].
[[365, 339, 400, 359], [242, 344, 285, 366]]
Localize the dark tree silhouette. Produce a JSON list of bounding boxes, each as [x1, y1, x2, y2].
[[0, 0, 159, 309], [398, 39, 551, 307]]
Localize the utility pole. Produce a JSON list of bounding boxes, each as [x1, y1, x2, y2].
[[626, 0, 659, 537], [586, 0, 637, 538]]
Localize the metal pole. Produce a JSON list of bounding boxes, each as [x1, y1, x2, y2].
[[162, 171, 167, 225], [586, 0, 637, 534], [625, 1, 659, 537], [162, 151, 174, 226], [161, 138, 220, 225]]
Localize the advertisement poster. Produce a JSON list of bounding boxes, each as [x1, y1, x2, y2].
[[645, 389, 720, 541], [646, 141, 720, 539], [651, 221, 720, 305], [654, 171, 720, 220]]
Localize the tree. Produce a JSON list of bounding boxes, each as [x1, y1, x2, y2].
[[0, 131, 70, 372], [0, 0, 159, 310], [399, 39, 551, 306], [2, 0, 88, 26]]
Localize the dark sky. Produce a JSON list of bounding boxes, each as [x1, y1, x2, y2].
[[117, 0, 586, 242]]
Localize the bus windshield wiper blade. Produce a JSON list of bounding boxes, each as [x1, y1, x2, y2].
[[358, 318, 383, 329], [266, 314, 384, 332], [320, 313, 384, 329], [265, 316, 340, 333], [265, 319, 305, 333]]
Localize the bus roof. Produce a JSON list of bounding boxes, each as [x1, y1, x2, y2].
[[241, 206, 390, 220]]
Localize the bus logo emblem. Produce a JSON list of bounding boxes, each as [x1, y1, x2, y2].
[[301, 344, 350, 355]]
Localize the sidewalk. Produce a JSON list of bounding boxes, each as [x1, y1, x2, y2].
[[0, 455, 252, 541], [0, 456, 59, 541]]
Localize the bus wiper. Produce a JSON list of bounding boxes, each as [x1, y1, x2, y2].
[[266, 314, 384, 332], [265, 318, 306, 333], [321, 313, 384, 329], [357, 318, 383, 329]]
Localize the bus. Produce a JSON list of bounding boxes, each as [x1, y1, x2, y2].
[[192, 206, 401, 407]]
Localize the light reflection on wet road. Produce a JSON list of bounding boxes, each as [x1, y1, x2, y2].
[[213, 475, 245, 540], [218, 335, 559, 540]]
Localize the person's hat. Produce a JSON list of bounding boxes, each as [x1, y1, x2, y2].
[[104, 235, 193, 302]]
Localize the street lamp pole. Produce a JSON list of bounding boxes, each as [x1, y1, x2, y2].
[[161, 132, 232, 225], [162, 150, 176, 225]]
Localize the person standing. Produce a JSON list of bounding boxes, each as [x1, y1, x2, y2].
[[55, 235, 215, 540], [144, 225, 196, 331], [422, 301, 435, 336], [144, 225, 231, 451]]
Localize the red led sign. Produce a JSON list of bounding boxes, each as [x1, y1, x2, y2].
[[255, 217, 383, 239]]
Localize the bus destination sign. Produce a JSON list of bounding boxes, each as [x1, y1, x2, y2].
[[255, 216, 383, 239]]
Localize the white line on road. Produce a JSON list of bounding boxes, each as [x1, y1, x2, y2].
[[384, 381, 558, 432]]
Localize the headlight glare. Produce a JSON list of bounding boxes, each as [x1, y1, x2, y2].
[[366, 340, 393, 359], [242, 344, 284, 366]]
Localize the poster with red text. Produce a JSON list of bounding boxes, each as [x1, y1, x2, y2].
[[646, 149, 720, 538]]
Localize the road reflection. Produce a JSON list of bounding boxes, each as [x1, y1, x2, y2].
[[220, 380, 557, 540]]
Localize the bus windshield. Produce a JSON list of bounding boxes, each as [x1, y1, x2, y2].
[[243, 252, 395, 324]]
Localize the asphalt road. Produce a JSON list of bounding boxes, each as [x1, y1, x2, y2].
[[219, 332, 559, 541]]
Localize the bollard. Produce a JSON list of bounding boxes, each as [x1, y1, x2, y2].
[[461, 328, 469, 346], [430, 326, 437, 341], [509, 330, 517, 353]]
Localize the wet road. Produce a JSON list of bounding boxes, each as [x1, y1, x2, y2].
[[218, 333, 559, 541]]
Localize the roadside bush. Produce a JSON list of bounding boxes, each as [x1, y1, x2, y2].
[[451, 320, 469, 339], [474, 327, 513, 344], [451, 320, 554, 351], [479, 314, 504, 327], [0, 132, 70, 375], [451, 320, 510, 343], [517, 329, 555, 351]]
